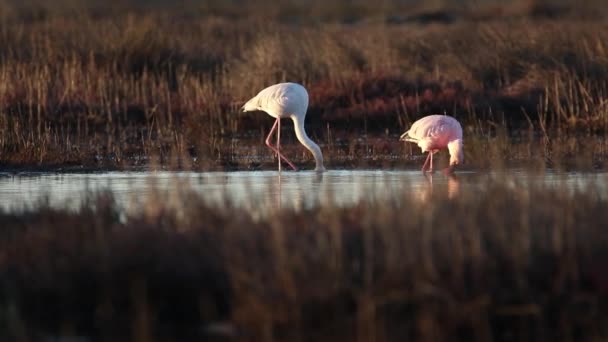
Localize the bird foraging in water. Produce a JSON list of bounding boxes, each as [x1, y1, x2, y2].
[[242, 82, 325, 172], [400, 114, 463, 173]]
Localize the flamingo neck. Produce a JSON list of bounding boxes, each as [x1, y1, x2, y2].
[[292, 115, 325, 172]]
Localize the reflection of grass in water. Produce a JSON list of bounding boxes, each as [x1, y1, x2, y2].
[[1, 177, 608, 341]]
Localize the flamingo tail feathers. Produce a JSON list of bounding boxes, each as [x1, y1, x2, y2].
[[399, 131, 418, 143]]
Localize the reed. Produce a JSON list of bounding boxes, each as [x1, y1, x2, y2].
[[1, 176, 607, 341], [0, 1, 607, 170]]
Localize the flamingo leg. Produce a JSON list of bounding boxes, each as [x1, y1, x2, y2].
[[429, 150, 435, 173], [421, 152, 432, 172], [264, 118, 298, 171], [277, 117, 281, 172]]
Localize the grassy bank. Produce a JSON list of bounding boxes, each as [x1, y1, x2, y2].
[[0, 1, 607, 170], [1, 177, 607, 341]]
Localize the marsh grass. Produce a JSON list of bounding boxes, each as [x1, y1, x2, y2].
[[1, 176, 608, 341], [2, 1, 608, 341], [0, 1, 608, 170]]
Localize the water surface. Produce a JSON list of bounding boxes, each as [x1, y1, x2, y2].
[[0, 170, 606, 213]]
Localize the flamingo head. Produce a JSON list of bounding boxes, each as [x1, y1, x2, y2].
[[447, 139, 464, 167]]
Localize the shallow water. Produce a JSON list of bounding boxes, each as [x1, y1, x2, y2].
[[0, 170, 606, 213]]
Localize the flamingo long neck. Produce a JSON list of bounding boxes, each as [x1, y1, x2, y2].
[[292, 115, 325, 171]]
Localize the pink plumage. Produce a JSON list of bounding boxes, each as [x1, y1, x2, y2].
[[400, 114, 463, 173], [242, 82, 325, 172]]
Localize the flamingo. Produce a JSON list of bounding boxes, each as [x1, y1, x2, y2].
[[400, 114, 463, 173], [242, 82, 325, 172]]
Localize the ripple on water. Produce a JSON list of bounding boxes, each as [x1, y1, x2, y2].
[[0, 170, 606, 214]]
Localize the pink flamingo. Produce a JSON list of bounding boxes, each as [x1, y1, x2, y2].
[[400, 114, 464, 173], [242, 82, 325, 172]]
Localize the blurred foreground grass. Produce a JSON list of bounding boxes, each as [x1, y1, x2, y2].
[[1, 176, 607, 341]]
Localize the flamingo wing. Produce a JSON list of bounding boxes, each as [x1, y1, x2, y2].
[[243, 83, 308, 117], [402, 115, 462, 152]]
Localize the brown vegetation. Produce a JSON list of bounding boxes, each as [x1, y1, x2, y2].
[[0, 1, 608, 170], [2, 3, 608, 341], [1, 178, 608, 341]]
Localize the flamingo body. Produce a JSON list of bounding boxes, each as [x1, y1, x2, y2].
[[400, 114, 463, 173], [243, 82, 325, 172]]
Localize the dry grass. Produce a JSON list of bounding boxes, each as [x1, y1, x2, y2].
[[0, 1, 606, 170], [2, 3, 608, 340], [0, 177, 607, 341]]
